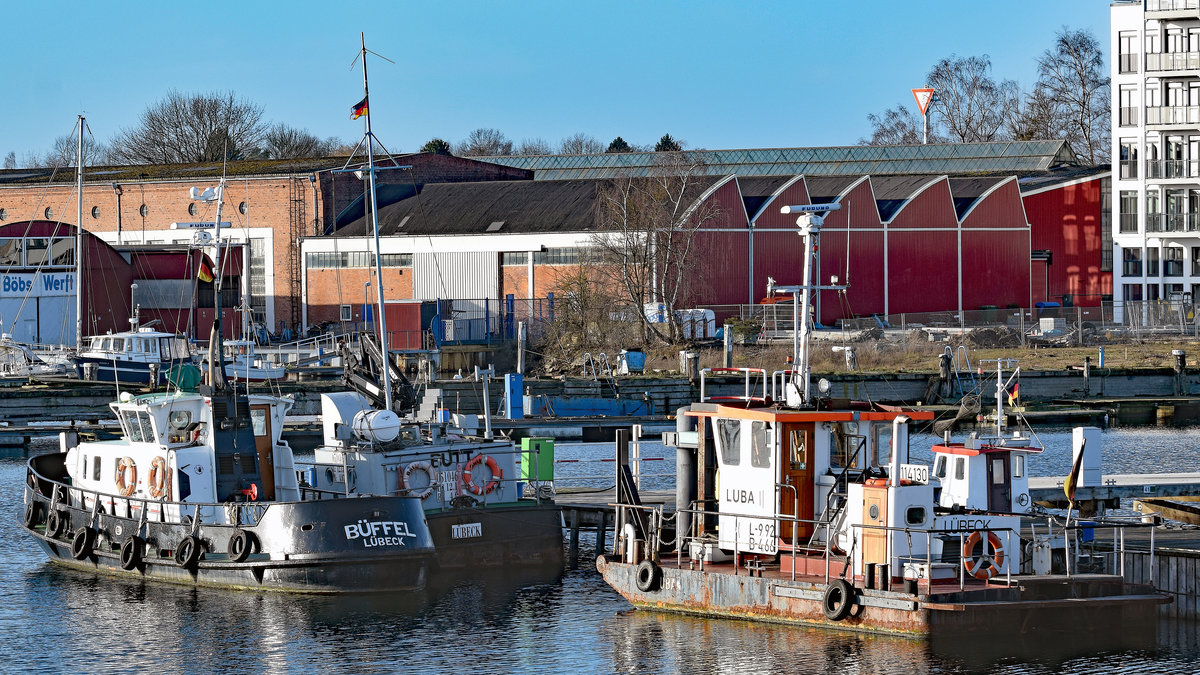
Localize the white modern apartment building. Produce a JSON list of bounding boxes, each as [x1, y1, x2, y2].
[[1112, 0, 1200, 319]]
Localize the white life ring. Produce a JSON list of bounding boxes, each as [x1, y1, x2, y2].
[[402, 461, 436, 500]]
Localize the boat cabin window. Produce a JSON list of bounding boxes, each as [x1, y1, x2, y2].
[[122, 410, 155, 442], [750, 421, 770, 468], [112, 338, 126, 353], [991, 458, 1006, 485], [871, 424, 893, 467], [92, 455, 101, 481], [1013, 454, 1025, 478], [830, 422, 863, 470], [934, 455, 947, 479], [954, 457, 966, 480], [906, 506, 927, 526], [717, 418, 741, 466], [251, 408, 267, 437]]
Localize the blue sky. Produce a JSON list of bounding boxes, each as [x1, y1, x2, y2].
[[3, 0, 1110, 162]]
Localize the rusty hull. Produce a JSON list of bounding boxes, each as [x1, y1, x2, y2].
[[597, 556, 1170, 642]]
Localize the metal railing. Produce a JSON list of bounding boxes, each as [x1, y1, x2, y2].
[[1146, 159, 1200, 179], [1147, 0, 1199, 11], [1147, 105, 1200, 125], [700, 367, 769, 403], [1146, 52, 1200, 72]]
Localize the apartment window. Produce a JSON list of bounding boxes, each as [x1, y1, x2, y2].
[[1124, 284, 1144, 303], [1119, 191, 1138, 234], [1123, 247, 1143, 277], [1119, 31, 1138, 73], [1149, 284, 1162, 301], [1120, 139, 1138, 179], [1166, 247, 1185, 276], [1148, 247, 1161, 277], [1193, 247, 1200, 276], [1146, 27, 1161, 56], [1101, 178, 1112, 272], [1166, 283, 1185, 298], [1119, 86, 1138, 127]]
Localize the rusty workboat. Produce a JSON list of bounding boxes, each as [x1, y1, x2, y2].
[[598, 203, 1170, 647]]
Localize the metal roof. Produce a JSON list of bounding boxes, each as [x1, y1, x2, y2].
[[474, 141, 1080, 180]]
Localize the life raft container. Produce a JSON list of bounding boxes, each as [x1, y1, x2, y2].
[[148, 456, 170, 499], [462, 454, 501, 495], [402, 461, 436, 500], [114, 457, 137, 497], [962, 530, 1005, 580]]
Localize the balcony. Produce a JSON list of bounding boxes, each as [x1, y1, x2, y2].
[[1119, 53, 1139, 74], [1146, 105, 1200, 126], [1120, 159, 1138, 179], [1146, 52, 1200, 73], [1147, 0, 1200, 18], [1146, 159, 1200, 179], [1119, 107, 1139, 127], [1146, 212, 1200, 234]]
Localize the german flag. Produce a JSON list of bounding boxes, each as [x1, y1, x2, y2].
[[351, 96, 368, 120], [197, 255, 215, 283], [1064, 438, 1087, 506], [1007, 383, 1019, 406]]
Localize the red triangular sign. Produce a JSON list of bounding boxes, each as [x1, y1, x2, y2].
[[912, 88, 935, 115]]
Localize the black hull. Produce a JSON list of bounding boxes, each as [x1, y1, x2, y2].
[[426, 503, 563, 572], [24, 486, 435, 594]]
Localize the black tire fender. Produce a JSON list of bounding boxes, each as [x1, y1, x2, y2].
[[23, 502, 39, 528], [822, 579, 855, 621], [46, 510, 67, 539], [120, 535, 143, 571], [228, 529, 256, 563], [70, 527, 95, 561], [635, 559, 661, 592], [174, 535, 202, 569]]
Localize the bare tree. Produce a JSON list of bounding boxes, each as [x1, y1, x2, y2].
[[23, 134, 111, 168], [1034, 27, 1111, 163], [591, 152, 723, 343], [1006, 86, 1064, 141], [260, 123, 342, 159], [109, 90, 266, 164], [926, 55, 1015, 143], [458, 128, 513, 156], [559, 133, 604, 154], [860, 104, 934, 145], [3, 152, 14, 169], [515, 137, 553, 155]]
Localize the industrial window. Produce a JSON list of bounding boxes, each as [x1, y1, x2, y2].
[[340, 304, 352, 322], [44, 207, 52, 219], [188, 203, 197, 216], [250, 238, 267, 319], [1101, 178, 1112, 272], [501, 252, 529, 266], [91, 206, 99, 219], [750, 421, 770, 468], [717, 418, 741, 466], [305, 251, 410, 269], [139, 204, 148, 217], [954, 457, 965, 481], [534, 247, 582, 265], [0, 238, 22, 266], [24, 239, 48, 266], [239, 201, 248, 214]]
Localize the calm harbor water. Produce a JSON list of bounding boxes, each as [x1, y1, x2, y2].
[[2, 430, 1199, 673]]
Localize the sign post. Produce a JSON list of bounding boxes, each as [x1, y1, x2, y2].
[[912, 88, 935, 144]]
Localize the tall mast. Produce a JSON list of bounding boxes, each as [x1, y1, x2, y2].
[[360, 32, 394, 411], [74, 115, 84, 349], [202, 179, 228, 391]]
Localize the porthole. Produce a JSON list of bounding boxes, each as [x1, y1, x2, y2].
[[44, 207, 52, 219], [139, 204, 148, 217], [91, 206, 100, 218], [905, 506, 926, 526], [868, 504, 880, 520], [238, 201, 248, 214], [188, 203, 197, 216]]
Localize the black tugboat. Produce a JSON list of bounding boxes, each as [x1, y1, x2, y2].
[[21, 175, 435, 593]]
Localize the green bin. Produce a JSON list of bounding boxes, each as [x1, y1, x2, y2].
[[520, 437, 555, 481]]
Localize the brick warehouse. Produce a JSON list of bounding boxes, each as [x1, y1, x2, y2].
[[0, 153, 530, 335]]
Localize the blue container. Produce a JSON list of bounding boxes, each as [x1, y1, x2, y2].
[[622, 349, 647, 373], [1079, 521, 1095, 543]]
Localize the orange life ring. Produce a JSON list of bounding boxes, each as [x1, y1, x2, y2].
[[148, 456, 170, 499], [462, 454, 501, 495], [402, 461, 436, 500], [962, 531, 1005, 581], [114, 456, 137, 497]]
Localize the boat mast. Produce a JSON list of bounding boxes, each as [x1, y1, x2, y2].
[[202, 179, 229, 391], [359, 32, 394, 412], [74, 115, 84, 349]]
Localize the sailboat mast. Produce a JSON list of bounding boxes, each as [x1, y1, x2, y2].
[[74, 115, 84, 349], [208, 178, 228, 390], [361, 32, 394, 411]]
